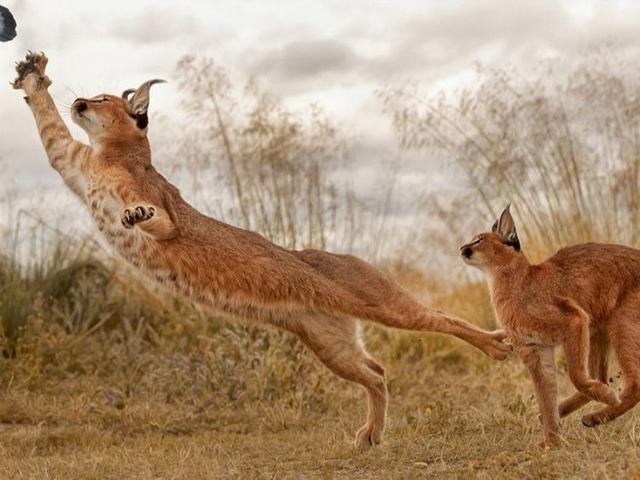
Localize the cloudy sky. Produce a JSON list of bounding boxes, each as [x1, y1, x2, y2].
[[1, 0, 639, 238]]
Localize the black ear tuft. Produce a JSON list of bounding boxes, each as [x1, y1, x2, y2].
[[122, 88, 136, 100]]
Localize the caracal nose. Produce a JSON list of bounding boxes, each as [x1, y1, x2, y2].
[[461, 246, 473, 258], [73, 99, 88, 113]]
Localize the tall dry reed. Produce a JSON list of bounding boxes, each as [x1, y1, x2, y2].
[[173, 55, 358, 252], [381, 51, 640, 261]]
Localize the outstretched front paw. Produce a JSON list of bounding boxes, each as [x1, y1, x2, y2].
[[121, 206, 155, 229], [12, 51, 51, 92]]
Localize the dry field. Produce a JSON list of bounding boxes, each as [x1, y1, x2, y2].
[[0, 251, 638, 480]]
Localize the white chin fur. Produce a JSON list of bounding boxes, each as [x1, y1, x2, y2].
[[70, 110, 83, 125], [462, 256, 482, 268]]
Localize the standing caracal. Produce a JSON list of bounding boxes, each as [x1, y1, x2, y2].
[[461, 205, 640, 447], [13, 52, 509, 449]]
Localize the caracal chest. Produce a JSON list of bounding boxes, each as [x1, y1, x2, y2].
[[492, 290, 553, 346], [86, 182, 150, 261]]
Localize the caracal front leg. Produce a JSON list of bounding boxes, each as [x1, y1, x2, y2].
[[515, 343, 560, 448], [13, 51, 90, 199]]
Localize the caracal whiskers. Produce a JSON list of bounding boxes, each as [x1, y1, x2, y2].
[[460, 205, 640, 447], [13, 52, 509, 449]]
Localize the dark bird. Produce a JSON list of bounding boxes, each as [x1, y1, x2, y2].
[[0, 4, 17, 42]]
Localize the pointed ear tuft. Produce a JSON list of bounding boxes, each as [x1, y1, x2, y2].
[[128, 79, 166, 126], [122, 88, 136, 101], [494, 204, 520, 251]]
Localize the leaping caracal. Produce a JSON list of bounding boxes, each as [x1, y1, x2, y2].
[[13, 52, 509, 449]]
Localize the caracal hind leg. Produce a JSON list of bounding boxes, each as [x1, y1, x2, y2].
[[559, 332, 609, 417], [582, 312, 640, 427], [563, 311, 619, 407], [294, 315, 387, 450]]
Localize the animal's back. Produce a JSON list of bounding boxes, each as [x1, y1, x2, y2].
[[293, 249, 406, 308], [547, 242, 640, 277], [105, 173, 422, 327], [543, 242, 640, 319]]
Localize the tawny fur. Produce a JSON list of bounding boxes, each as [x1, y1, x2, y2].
[[13, 52, 510, 450], [461, 205, 640, 447]]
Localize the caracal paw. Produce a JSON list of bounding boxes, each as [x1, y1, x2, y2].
[[483, 332, 512, 361], [121, 205, 155, 229], [354, 424, 382, 452], [12, 51, 51, 91]]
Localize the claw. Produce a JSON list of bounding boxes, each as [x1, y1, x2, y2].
[[121, 205, 155, 229], [121, 209, 134, 228]]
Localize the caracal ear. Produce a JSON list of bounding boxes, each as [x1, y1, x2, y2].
[[492, 204, 520, 251], [128, 79, 166, 128]]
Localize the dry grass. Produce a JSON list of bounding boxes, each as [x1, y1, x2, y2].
[[3, 357, 639, 480], [381, 50, 640, 265], [0, 245, 639, 479], [171, 55, 356, 252]]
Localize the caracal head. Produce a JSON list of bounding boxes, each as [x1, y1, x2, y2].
[[70, 79, 165, 144], [460, 204, 523, 272]]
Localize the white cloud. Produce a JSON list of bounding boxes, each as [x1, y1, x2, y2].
[[2, 0, 640, 231]]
